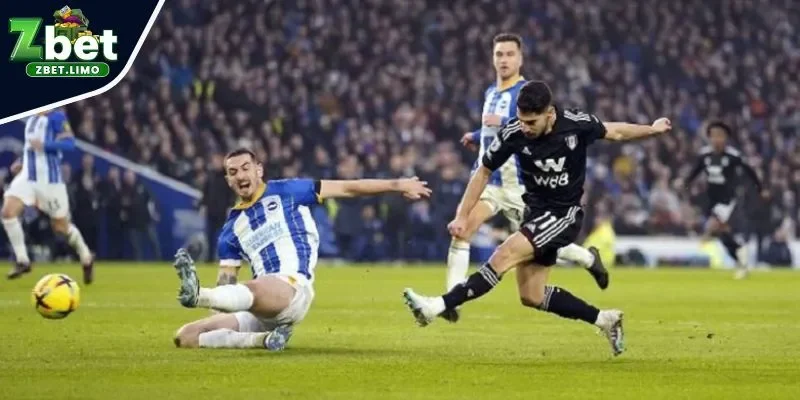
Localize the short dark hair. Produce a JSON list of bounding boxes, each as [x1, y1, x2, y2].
[[517, 81, 553, 114], [223, 148, 259, 175], [224, 148, 257, 161], [493, 33, 522, 49], [706, 120, 732, 137]]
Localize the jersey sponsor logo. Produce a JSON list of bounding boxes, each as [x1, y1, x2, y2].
[[534, 157, 566, 173], [532, 157, 570, 187], [241, 222, 285, 251], [706, 165, 725, 184], [533, 173, 570, 188]]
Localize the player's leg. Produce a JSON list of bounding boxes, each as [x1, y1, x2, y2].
[[44, 184, 94, 283], [173, 311, 290, 350], [2, 176, 36, 278], [173, 249, 300, 350], [708, 202, 748, 278], [446, 196, 498, 291], [556, 243, 609, 289], [404, 230, 534, 326], [515, 261, 624, 355]]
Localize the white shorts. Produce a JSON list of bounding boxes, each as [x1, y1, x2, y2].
[[3, 174, 70, 219], [234, 282, 315, 332], [479, 185, 525, 230], [711, 201, 737, 224]]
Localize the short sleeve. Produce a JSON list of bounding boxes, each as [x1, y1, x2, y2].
[[271, 178, 321, 205], [563, 109, 606, 144], [217, 222, 243, 267], [481, 122, 518, 171], [47, 111, 71, 135]]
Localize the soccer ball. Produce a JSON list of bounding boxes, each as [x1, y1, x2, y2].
[[31, 274, 81, 319]]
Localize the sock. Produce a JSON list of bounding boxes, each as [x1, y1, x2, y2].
[[65, 224, 92, 264], [197, 284, 254, 312], [2, 218, 29, 264], [446, 239, 471, 291], [442, 263, 500, 309], [719, 232, 741, 262], [557, 243, 595, 268], [198, 329, 268, 349], [536, 286, 600, 325]]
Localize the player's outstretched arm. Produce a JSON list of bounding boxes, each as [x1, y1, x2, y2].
[[319, 177, 432, 200], [448, 166, 491, 237], [603, 118, 672, 141]]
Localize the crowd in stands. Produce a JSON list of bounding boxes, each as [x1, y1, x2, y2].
[[62, 0, 799, 263]]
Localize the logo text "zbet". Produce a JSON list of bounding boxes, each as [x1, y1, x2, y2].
[[9, 18, 118, 62]]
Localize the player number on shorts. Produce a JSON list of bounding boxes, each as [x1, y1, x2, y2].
[[46, 199, 60, 213]]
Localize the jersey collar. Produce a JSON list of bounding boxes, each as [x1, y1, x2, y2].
[[497, 75, 525, 92], [232, 182, 266, 210]]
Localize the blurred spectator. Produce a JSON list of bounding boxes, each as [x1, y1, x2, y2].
[[121, 170, 162, 260], [101, 167, 124, 259], [199, 153, 235, 261]]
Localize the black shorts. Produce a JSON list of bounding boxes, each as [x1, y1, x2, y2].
[[519, 206, 584, 267]]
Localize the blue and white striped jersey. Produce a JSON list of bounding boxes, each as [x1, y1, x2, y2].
[[23, 110, 70, 184], [472, 77, 526, 189], [217, 179, 321, 285]]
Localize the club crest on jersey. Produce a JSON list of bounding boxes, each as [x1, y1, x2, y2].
[[565, 135, 577, 150], [267, 201, 279, 211]]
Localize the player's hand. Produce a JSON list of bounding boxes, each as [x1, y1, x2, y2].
[[651, 117, 672, 134], [672, 178, 684, 190], [448, 216, 468, 238], [29, 138, 44, 151], [483, 114, 503, 127], [460, 133, 478, 152], [397, 177, 432, 200]]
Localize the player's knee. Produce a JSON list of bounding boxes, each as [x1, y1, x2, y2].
[[488, 244, 516, 274], [50, 219, 69, 234], [1, 201, 20, 219], [174, 323, 202, 348], [519, 292, 545, 309]]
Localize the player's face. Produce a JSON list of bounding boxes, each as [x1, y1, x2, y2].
[[224, 154, 264, 200], [493, 41, 522, 80], [517, 106, 556, 137], [709, 128, 728, 151]]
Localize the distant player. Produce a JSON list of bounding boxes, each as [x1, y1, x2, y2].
[[403, 81, 672, 356], [446, 33, 608, 322], [172, 148, 431, 350], [676, 121, 767, 279], [2, 109, 94, 283]]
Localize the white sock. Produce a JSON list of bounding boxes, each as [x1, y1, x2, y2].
[[197, 284, 254, 312], [198, 329, 267, 348], [446, 239, 471, 291], [65, 224, 92, 264], [2, 218, 29, 264], [557, 244, 595, 268], [432, 297, 447, 315]]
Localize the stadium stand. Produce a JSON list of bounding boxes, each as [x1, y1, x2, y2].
[[55, 0, 799, 263]]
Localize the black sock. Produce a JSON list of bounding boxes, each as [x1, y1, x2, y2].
[[719, 232, 741, 261], [442, 263, 500, 309], [537, 286, 600, 325]]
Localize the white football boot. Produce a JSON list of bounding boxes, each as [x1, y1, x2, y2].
[[595, 309, 625, 356], [403, 288, 446, 327]]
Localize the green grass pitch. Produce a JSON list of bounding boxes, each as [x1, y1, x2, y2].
[[1, 263, 799, 400]]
